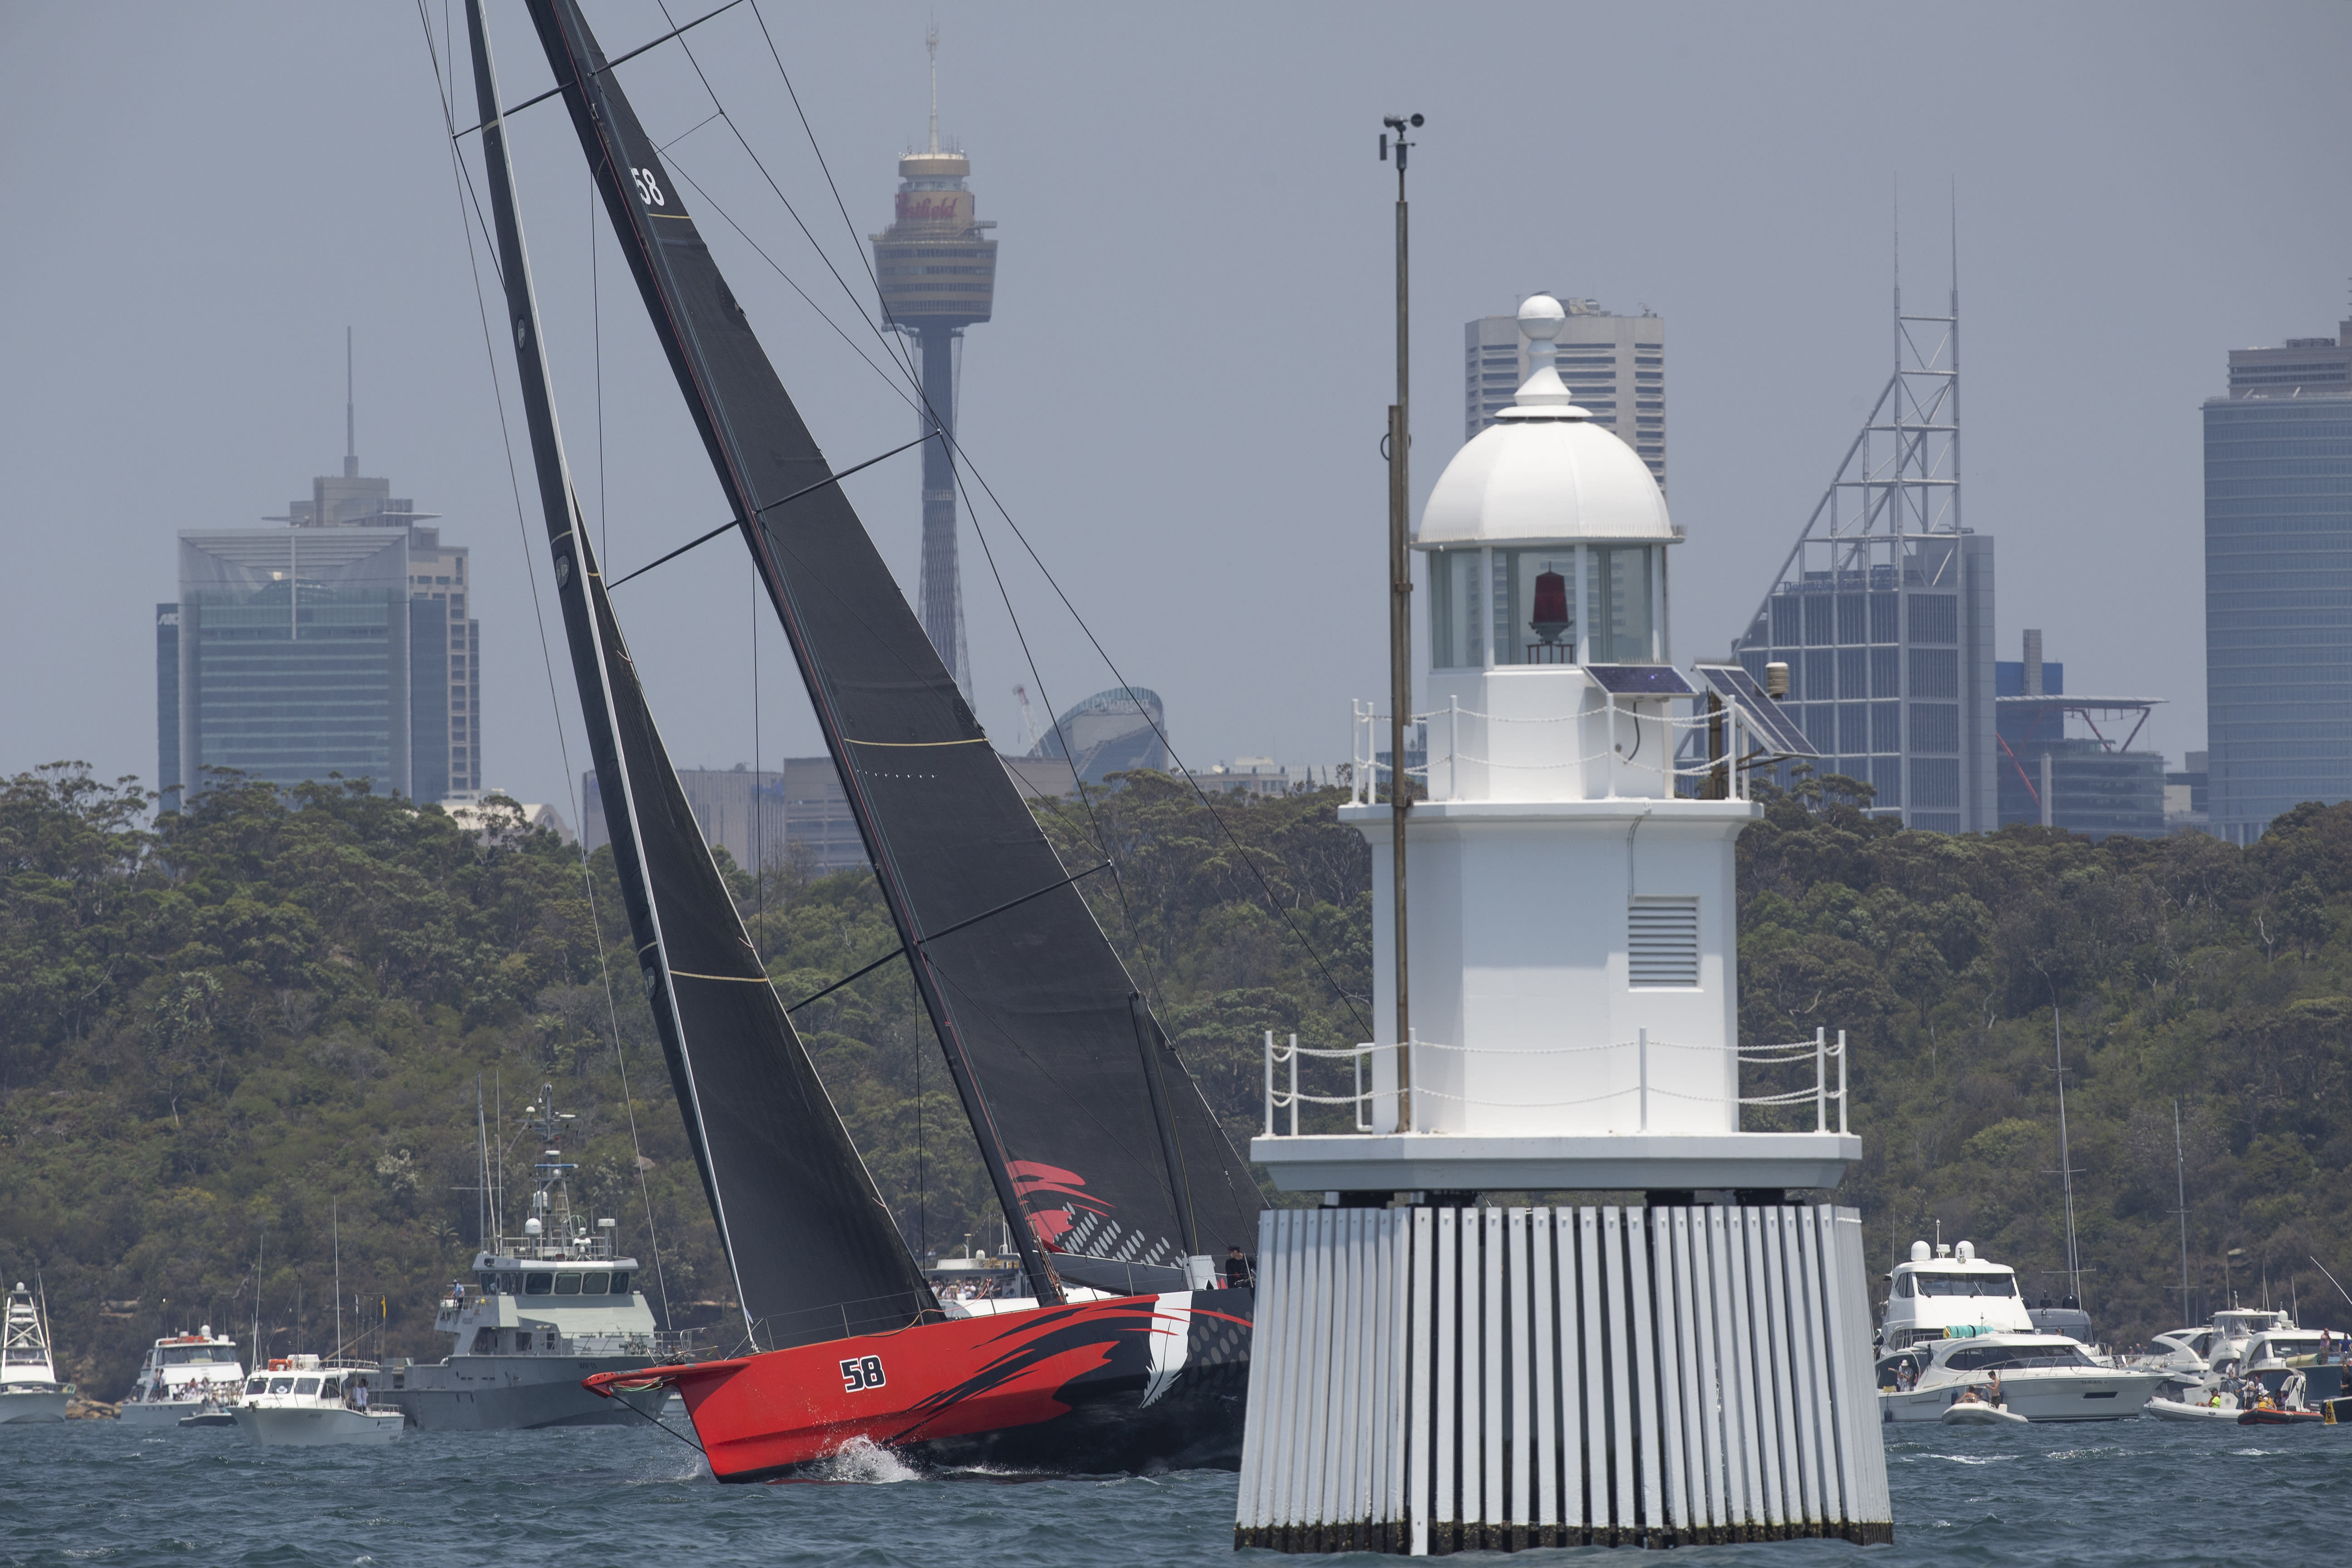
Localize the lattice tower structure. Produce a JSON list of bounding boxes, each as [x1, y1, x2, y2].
[[1731, 253, 1995, 832]]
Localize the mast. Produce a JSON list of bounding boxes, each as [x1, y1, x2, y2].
[[463, 0, 933, 1348], [2053, 1004, 2080, 1305], [1380, 113, 1421, 1129], [2174, 1099, 2192, 1323]]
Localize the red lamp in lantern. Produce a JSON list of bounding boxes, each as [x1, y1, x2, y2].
[[1529, 569, 1571, 646]]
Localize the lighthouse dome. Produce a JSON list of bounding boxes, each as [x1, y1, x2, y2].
[[1417, 295, 1672, 548]]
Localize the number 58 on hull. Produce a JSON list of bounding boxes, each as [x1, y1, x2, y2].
[[586, 1289, 1253, 1483]]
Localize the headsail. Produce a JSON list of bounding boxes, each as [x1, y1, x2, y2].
[[462, 0, 934, 1349], [520, 0, 1262, 1298]]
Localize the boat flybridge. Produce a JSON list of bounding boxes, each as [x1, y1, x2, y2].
[[118, 1326, 245, 1427], [0, 1282, 67, 1425], [1878, 1239, 2035, 1351], [378, 1087, 695, 1430], [2145, 1308, 2296, 1383]]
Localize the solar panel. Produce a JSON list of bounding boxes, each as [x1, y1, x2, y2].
[[1584, 663, 1698, 696], [1694, 663, 1818, 757]]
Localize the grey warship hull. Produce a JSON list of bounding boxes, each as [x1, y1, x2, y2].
[[382, 1354, 673, 1431]]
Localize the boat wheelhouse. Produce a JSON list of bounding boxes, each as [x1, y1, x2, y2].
[[1878, 1239, 2033, 1350], [0, 1283, 66, 1425], [118, 1326, 245, 1427]]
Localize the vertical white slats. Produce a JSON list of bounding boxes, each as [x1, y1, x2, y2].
[[1725, 1208, 1771, 1529], [1625, 1209, 1664, 1541], [1531, 1208, 1560, 1539], [1601, 1208, 1636, 1536], [1267, 1209, 1307, 1543], [1481, 1208, 1505, 1541], [1557, 1209, 1588, 1539], [1791, 1208, 1839, 1529], [1328, 1210, 1361, 1544], [1306, 1210, 1340, 1541], [1407, 1208, 1433, 1557], [1237, 1208, 1280, 1542], [1686, 1209, 1727, 1536], [1756, 1209, 1803, 1530], [1286, 1208, 1322, 1543], [1507, 1209, 1532, 1542], [1367, 1210, 1395, 1546], [1782, 1208, 1826, 1533], [1650, 1211, 1691, 1539], [1703, 1213, 1740, 1523], [1459, 1208, 1484, 1545], [1434, 1206, 1459, 1546], [1578, 1207, 1609, 1538], [1826, 1205, 1893, 1539], [1670, 1209, 1717, 1537]]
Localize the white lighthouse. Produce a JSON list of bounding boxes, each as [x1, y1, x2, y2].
[[1235, 298, 1891, 1553]]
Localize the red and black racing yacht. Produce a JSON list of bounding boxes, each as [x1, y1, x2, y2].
[[456, 0, 1262, 1478]]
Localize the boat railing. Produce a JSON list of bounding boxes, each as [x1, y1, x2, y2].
[[1259, 1027, 1850, 1137]]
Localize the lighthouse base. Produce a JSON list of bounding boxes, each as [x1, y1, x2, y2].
[[1234, 1203, 1891, 1553]]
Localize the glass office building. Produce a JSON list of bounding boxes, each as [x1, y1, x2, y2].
[[157, 448, 478, 808], [1731, 533, 1996, 831], [2205, 320, 2352, 843]]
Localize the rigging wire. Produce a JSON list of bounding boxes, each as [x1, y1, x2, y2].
[[716, 5, 1372, 1032], [412, 0, 673, 1323]]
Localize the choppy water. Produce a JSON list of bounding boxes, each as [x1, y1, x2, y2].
[[0, 1416, 2341, 1565]]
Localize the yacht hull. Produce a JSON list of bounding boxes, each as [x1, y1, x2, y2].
[[2147, 1395, 2245, 1423], [0, 1388, 68, 1425], [234, 1406, 404, 1447], [587, 1289, 1252, 1483], [1881, 1368, 2164, 1423], [382, 1355, 678, 1431], [118, 1399, 220, 1429]]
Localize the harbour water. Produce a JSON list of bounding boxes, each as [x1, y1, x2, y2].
[[0, 1417, 2340, 1565]]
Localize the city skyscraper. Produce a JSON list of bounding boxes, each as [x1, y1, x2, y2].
[[2205, 316, 2352, 844], [157, 345, 479, 808], [1465, 297, 1665, 491], [1730, 258, 1996, 832], [871, 30, 996, 703]]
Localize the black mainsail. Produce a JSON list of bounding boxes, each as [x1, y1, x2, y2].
[[462, 0, 934, 1350], [517, 0, 1262, 1299]]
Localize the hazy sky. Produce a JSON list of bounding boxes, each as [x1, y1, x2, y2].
[[5, 2, 2348, 821]]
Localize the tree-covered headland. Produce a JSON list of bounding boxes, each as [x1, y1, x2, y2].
[[2, 762, 2347, 1397]]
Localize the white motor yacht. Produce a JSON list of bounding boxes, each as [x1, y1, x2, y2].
[[232, 1356, 402, 1447], [2148, 1322, 2346, 1418], [1878, 1239, 2036, 1350], [118, 1327, 245, 1427], [1876, 1332, 2166, 1422], [0, 1282, 68, 1425]]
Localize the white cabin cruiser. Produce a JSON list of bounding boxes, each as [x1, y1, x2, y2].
[[1877, 1331, 2165, 1422], [233, 1355, 402, 1446], [0, 1282, 67, 1424], [376, 1088, 692, 1430], [1878, 1239, 2035, 1350], [118, 1326, 245, 1427]]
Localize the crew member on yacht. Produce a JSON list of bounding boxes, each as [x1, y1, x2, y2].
[[1224, 1246, 1254, 1290]]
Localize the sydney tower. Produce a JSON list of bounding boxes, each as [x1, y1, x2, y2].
[[872, 31, 997, 701]]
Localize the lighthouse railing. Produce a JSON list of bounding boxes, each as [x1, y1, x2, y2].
[[1261, 1028, 1848, 1136], [1352, 691, 1753, 805]]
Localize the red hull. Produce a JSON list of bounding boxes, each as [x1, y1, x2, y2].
[[587, 1288, 1254, 1483]]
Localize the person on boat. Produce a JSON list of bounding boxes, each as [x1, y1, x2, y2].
[[1896, 1360, 1915, 1392], [1954, 1385, 1983, 1405], [1984, 1371, 2004, 1408], [1224, 1245, 1255, 1290], [351, 1377, 370, 1412]]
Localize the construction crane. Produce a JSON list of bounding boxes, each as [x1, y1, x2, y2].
[[1012, 684, 1042, 753]]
